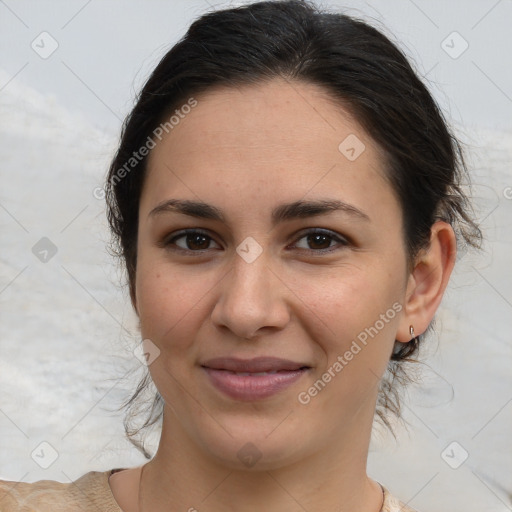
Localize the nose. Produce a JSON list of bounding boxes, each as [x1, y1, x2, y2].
[[210, 250, 291, 340]]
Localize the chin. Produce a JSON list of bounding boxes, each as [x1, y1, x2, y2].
[[193, 418, 311, 471]]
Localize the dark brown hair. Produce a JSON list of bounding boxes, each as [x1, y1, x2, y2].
[[105, 0, 482, 458]]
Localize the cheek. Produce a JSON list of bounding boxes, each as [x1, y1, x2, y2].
[[135, 266, 204, 399], [135, 260, 200, 344], [300, 262, 403, 397], [305, 265, 400, 340], [297, 276, 401, 425]]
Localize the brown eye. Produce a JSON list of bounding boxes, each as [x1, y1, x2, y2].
[[305, 233, 332, 250], [292, 229, 348, 253], [165, 229, 221, 252]]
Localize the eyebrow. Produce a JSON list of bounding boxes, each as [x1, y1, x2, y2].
[[148, 198, 370, 225]]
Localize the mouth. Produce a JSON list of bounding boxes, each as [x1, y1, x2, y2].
[[201, 356, 310, 373], [200, 357, 311, 400]]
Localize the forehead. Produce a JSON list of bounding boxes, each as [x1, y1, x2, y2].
[[142, 78, 397, 224], [149, 78, 374, 165]]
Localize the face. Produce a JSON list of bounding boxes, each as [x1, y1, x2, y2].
[[134, 78, 410, 469]]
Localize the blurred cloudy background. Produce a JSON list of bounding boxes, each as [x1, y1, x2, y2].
[[0, 1, 511, 511]]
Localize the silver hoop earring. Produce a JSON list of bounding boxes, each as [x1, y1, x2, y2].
[[409, 325, 415, 340]]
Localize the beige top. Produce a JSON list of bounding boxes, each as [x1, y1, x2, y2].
[[0, 468, 419, 511]]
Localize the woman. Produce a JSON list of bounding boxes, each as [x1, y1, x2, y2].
[[0, 1, 481, 511]]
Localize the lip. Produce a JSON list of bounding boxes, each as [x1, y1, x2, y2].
[[201, 357, 310, 401], [202, 356, 309, 373]]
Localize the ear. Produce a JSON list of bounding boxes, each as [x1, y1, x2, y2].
[[396, 221, 457, 342]]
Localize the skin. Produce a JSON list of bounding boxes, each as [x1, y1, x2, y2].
[[109, 78, 456, 512]]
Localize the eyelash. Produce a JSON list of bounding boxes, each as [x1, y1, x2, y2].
[[162, 228, 349, 255]]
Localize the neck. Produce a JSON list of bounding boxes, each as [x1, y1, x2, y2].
[[140, 405, 384, 512]]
